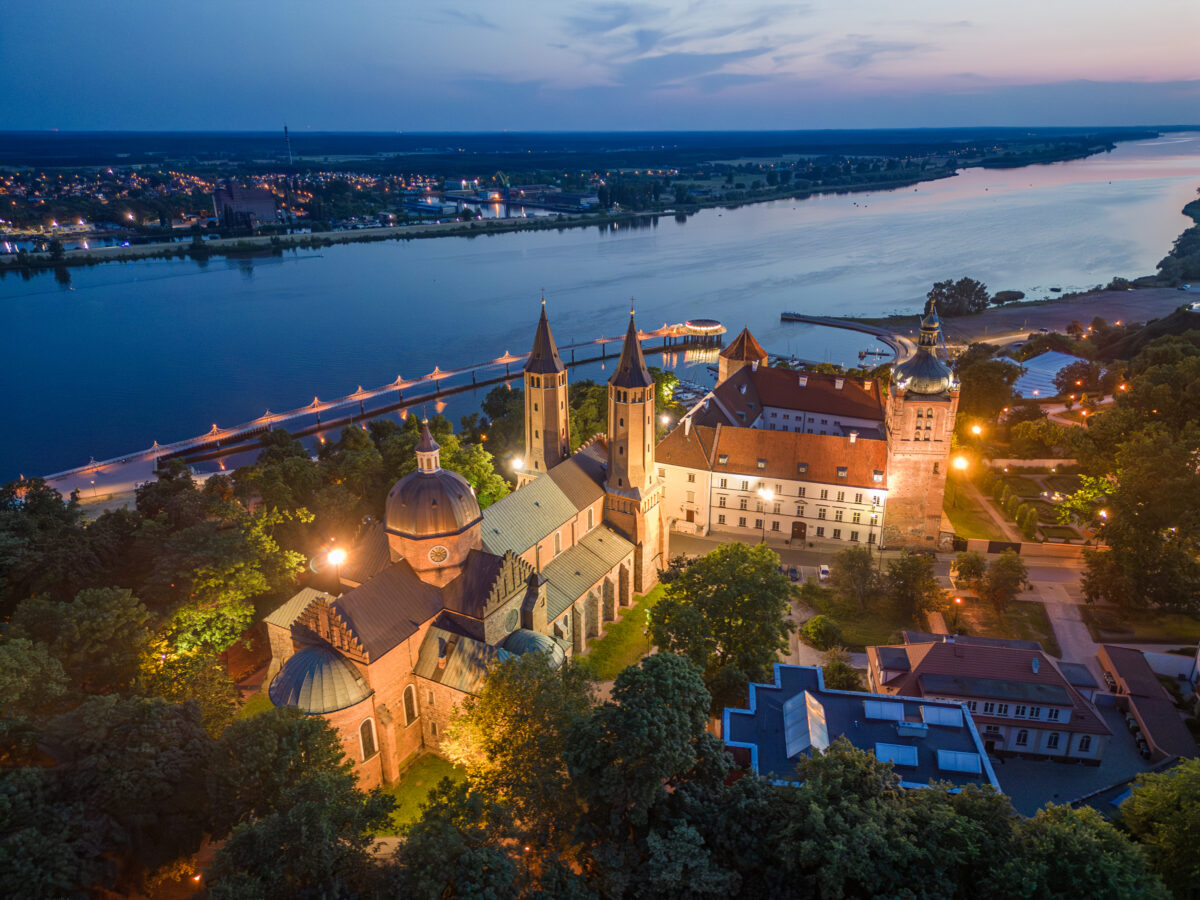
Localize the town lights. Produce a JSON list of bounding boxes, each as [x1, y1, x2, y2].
[[971, 424, 982, 436], [660, 415, 671, 425], [512, 457, 524, 471], [953, 457, 968, 471], [327, 548, 346, 567]]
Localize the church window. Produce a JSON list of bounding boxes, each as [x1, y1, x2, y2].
[[619, 418, 624, 427], [359, 719, 377, 760], [427, 690, 435, 706], [403, 685, 419, 726], [933, 462, 940, 474], [587, 508, 594, 530], [535, 430, 540, 438], [554, 532, 562, 556], [917, 409, 924, 419], [534, 403, 538, 412], [431, 722, 438, 737]]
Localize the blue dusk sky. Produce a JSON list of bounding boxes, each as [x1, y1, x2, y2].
[[3, 0, 1198, 131]]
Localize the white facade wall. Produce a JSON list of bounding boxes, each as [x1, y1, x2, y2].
[[661, 462, 887, 546]]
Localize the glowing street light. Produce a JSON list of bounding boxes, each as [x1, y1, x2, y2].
[[971, 424, 982, 436], [328, 547, 346, 587], [953, 456, 968, 471], [757, 487, 775, 543], [660, 414, 671, 425], [512, 457, 524, 471]]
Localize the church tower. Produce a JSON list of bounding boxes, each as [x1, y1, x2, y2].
[[718, 326, 768, 383], [882, 301, 959, 548], [603, 308, 666, 592], [520, 297, 570, 486]]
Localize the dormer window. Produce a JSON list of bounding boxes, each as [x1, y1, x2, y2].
[[718, 454, 729, 465], [797, 462, 808, 474], [873, 470, 884, 483], [756, 459, 767, 469], [738, 384, 747, 394], [837, 466, 848, 478]]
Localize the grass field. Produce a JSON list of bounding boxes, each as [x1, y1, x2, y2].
[[956, 599, 1061, 657], [944, 480, 1009, 541], [578, 585, 663, 681], [380, 754, 467, 833], [236, 691, 274, 720], [807, 591, 915, 651], [1082, 607, 1200, 645]]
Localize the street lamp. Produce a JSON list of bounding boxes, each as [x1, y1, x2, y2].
[[971, 424, 982, 437], [951, 596, 963, 633], [512, 457, 524, 472], [328, 547, 346, 588], [951, 456, 967, 508], [757, 487, 774, 543]]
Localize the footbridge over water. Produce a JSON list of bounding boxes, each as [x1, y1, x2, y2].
[[41, 320, 726, 499]]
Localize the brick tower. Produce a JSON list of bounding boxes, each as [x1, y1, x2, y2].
[[603, 308, 667, 592], [718, 326, 769, 383], [519, 297, 570, 486], [882, 301, 959, 548]]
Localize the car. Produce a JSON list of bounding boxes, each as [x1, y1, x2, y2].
[[1038, 327, 1050, 333], [819, 564, 830, 582], [787, 566, 800, 582]]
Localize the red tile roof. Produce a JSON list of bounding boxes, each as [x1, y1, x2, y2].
[[720, 327, 768, 361], [869, 641, 1111, 736], [690, 366, 884, 429]]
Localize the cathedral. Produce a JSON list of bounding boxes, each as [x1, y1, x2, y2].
[[264, 303, 668, 787]]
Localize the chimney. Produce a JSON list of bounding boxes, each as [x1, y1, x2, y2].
[[835, 378, 844, 390], [864, 379, 872, 390], [849, 430, 858, 444], [798, 375, 808, 387]]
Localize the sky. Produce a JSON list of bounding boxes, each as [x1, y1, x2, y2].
[[3, 0, 1198, 131]]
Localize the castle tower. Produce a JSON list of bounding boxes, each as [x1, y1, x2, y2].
[[603, 308, 666, 592], [520, 297, 570, 486], [882, 301, 959, 548], [718, 326, 769, 383]]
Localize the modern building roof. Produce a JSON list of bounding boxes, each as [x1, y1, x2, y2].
[[688, 366, 884, 431], [1005, 350, 1082, 399], [720, 327, 768, 362], [869, 640, 1111, 736], [541, 526, 634, 619], [269, 643, 373, 714], [609, 312, 655, 389], [480, 473, 580, 557], [1057, 661, 1100, 689], [723, 664, 999, 789], [265, 587, 330, 630], [524, 301, 566, 375], [659, 423, 888, 491]]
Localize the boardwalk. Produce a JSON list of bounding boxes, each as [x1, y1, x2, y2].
[[780, 313, 916, 364]]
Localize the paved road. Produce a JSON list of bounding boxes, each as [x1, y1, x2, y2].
[[1036, 581, 1103, 678]]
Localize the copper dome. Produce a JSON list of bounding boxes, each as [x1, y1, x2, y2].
[[385, 467, 482, 539]]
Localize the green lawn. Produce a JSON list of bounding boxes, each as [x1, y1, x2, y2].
[[236, 691, 274, 720], [956, 599, 1061, 657], [380, 754, 467, 833], [579, 585, 664, 680], [944, 480, 1009, 541], [808, 591, 916, 651], [1082, 607, 1200, 646]]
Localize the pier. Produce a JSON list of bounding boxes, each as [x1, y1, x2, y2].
[[41, 320, 726, 499], [780, 312, 915, 365]]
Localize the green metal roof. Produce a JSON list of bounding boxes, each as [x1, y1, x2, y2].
[[480, 474, 579, 557], [264, 587, 328, 629], [413, 626, 510, 694], [541, 526, 634, 620], [268, 644, 373, 714]]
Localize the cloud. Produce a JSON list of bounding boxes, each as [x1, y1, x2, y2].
[[695, 72, 773, 93], [616, 48, 764, 88], [439, 9, 500, 30], [564, 3, 661, 37], [632, 28, 664, 53], [826, 39, 928, 70]]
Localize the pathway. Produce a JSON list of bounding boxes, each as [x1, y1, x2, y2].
[[1036, 581, 1103, 678], [961, 478, 1023, 542]]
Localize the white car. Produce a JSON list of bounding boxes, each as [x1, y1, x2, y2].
[[819, 564, 830, 582]]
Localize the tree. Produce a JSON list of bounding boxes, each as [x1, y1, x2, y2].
[[1010, 419, 1073, 458], [821, 647, 864, 691], [140, 652, 238, 737], [441, 653, 592, 851], [927, 277, 990, 317], [981, 550, 1028, 611], [957, 359, 1022, 422], [1054, 359, 1101, 397], [885, 552, 943, 620], [650, 543, 793, 713], [828, 546, 881, 610], [801, 615, 843, 650], [1080, 549, 1135, 608], [0, 639, 69, 758], [1012, 805, 1168, 900], [8, 587, 151, 694], [953, 550, 987, 591], [1120, 757, 1200, 898]]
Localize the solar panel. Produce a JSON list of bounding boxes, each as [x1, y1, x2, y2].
[[921, 705, 964, 728], [937, 749, 982, 774], [863, 699, 905, 721], [875, 743, 919, 766]]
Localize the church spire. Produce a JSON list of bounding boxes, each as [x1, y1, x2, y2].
[[524, 293, 565, 374], [415, 419, 441, 473], [609, 304, 654, 389]]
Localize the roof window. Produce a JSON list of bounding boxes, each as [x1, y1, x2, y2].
[[717, 454, 729, 465], [797, 462, 808, 474], [873, 470, 884, 483], [756, 459, 767, 469], [837, 466, 848, 478]]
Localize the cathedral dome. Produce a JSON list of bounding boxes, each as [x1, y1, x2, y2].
[[384, 468, 482, 539], [499, 628, 567, 669], [384, 423, 483, 539], [892, 352, 954, 395], [269, 644, 373, 714]]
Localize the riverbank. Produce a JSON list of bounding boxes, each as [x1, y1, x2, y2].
[[0, 168, 968, 271]]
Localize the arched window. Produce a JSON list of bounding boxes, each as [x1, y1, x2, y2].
[[1015, 729, 1029, 747], [926, 407, 934, 418], [916, 409, 924, 419], [403, 684, 418, 726], [359, 718, 377, 760], [587, 508, 594, 531], [553, 531, 562, 555], [1078, 735, 1092, 752]]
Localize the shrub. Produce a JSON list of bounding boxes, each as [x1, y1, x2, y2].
[[801, 615, 843, 651]]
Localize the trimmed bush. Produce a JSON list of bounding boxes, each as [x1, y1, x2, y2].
[[801, 615, 843, 651]]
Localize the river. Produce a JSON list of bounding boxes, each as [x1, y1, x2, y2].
[[4, 133, 1200, 481]]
